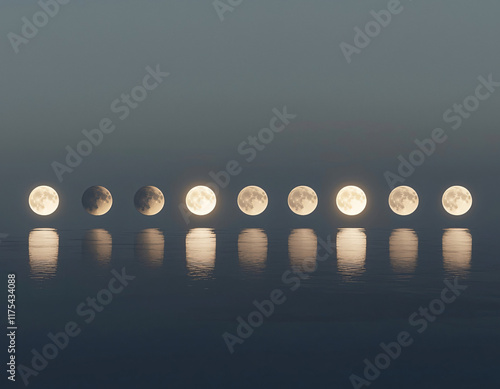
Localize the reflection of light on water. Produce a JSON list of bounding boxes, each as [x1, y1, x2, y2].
[[135, 229, 164, 268], [238, 229, 267, 273], [443, 229, 472, 276], [337, 228, 366, 279], [83, 229, 112, 264], [288, 229, 317, 273], [29, 228, 59, 280], [390, 229, 418, 275], [186, 228, 216, 279]]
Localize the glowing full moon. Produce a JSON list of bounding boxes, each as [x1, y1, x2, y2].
[[186, 186, 217, 216], [389, 186, 419, 216], [237, 186, 268, 216], [288, 186, 318, 216], [336, 186, 367, 216], [442, 186, 472, 216], [29, 186, 59, 216], [134, 186, 165, 216], [82, 186, 113, 216]]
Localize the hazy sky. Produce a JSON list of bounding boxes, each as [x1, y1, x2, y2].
[[1, 0, 499, 232]]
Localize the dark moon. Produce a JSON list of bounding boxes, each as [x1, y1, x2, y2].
[[82, 186, 113, 216], [134, 186, 165, 216]]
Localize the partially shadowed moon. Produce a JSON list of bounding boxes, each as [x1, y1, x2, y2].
[[442, 186, 472, 216], [29, 186, 59, 216], [389, 186, 419, 216], [186, 186, 217, 216], [134, 186, 165, 216], [82, 186, 113, 216], [336, 186, 367, 216], [288, 186, 318, 216], [237, 186, 268, 216]]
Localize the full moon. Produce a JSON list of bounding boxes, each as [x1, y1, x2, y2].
[[237, 186, 268, 216], [134, 186, 165, 216], [29, 186, 59, 216], [442, 186, 473, 216], [186, 186, 217, 216], [288, 186, 318, 216], [82, 186, 113, 216], [389, 186, 419, 216], [336, 186, 367, 216]]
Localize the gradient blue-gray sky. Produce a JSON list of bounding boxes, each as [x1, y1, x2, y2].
[[1, 0, 499, 231]]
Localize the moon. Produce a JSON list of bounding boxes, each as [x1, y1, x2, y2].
[[237, 186, 268, 216], [134, 186, 165, 216], [389, 186, 419, 216], [82, 186, 113, 216], [442, 186, 472, 216], [336, 186, 367, 216], [288, 186, 318, 216], [186, 186, 217, 216], [29, 186, 59, 216]]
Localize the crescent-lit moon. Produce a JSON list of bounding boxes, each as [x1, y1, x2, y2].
[[237, 186, 268, 216], [336, 186, 367, 216], [288, 186, 318, 216], [186, 186, 217, 216], [134, 186, 165, 216], [442, 186, 472, 216], [389, 186, 419, 216], [29, 186, 59, 216], [82, 186, 113, 216]]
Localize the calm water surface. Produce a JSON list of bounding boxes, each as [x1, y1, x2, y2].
[[1, 228, 499, 388]]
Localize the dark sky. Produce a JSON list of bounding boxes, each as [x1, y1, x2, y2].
[[1, 0, 499, 232]]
